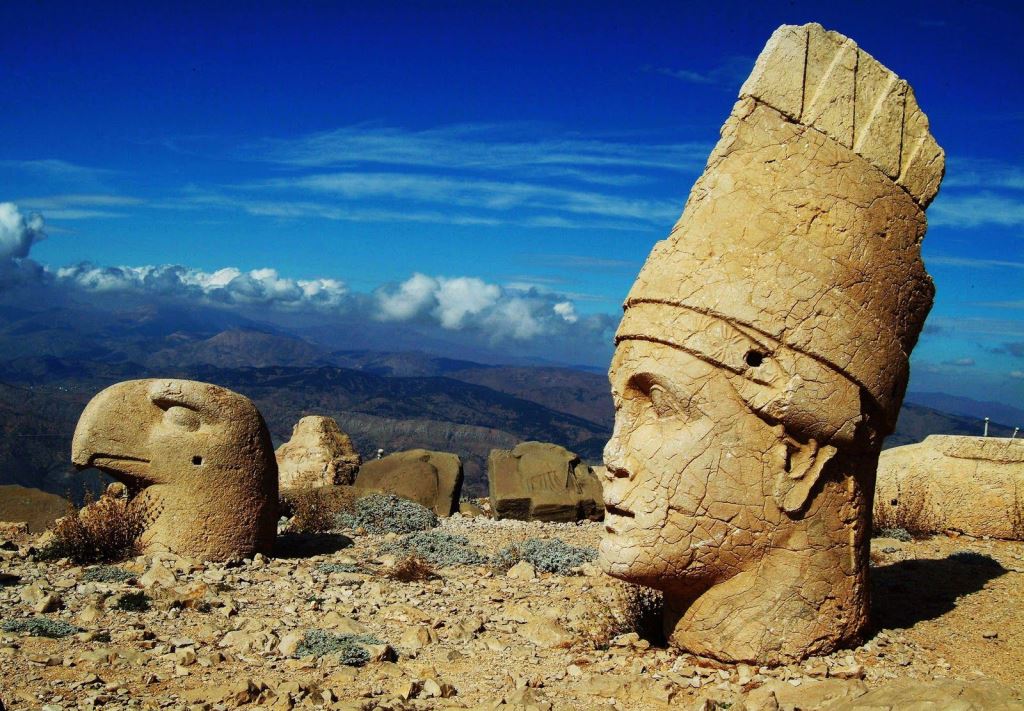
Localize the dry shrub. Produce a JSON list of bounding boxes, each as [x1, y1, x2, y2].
[[873, 479, 939, 538], [1012, 483, 1024, 541], [42, 492, 143, 563], [383, 555, 436, 582], [283, 486, 356, 534], [590, 581, 664, 649]]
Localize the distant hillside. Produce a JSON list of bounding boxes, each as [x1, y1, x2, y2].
[[885, 402, 1016, 448], [0, 301, 1017, 501], [905, 392, 1024, 431]]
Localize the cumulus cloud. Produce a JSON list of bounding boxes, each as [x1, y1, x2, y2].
[[0, 202, 45, 260], [554, 301, 578, 323], [373, 272, 609, 342], [376, 273, 503, 329], [54, 263, 349, 310]]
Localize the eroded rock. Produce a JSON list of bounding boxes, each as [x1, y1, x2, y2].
[[876, 435, 1024, 539], [276, 416, 362, 489]]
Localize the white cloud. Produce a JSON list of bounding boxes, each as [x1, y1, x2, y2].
[[434, 277, 500, 329], [377, 273, 439, 321], [373, 272, 604, 342], [0, 202, 45, 260], [1011, 370, 1024, 380], [928, 255, 1024, 270], [929, 191, 1024, 228], [652, 57, 754, 87], [54, 263, 349, 310], [554, 301, 578, 323], [250, 122, 711, 174]]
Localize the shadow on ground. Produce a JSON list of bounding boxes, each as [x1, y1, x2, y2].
[[274, 532, 354, 559], [870, 551, 1006, 631]]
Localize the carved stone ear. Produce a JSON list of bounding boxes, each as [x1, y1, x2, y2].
[[773, 438, 838, 515]]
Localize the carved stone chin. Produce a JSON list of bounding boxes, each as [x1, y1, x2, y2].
[[72, 378, 278, 562], [601, 22, 943, 665]]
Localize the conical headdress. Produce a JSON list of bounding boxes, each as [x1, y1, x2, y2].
[[618, 23, 944, 433]]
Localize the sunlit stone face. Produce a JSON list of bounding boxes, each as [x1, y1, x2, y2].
[[599, 339, 786, 595]]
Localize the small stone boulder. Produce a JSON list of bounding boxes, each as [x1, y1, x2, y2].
[[488, 441, 603, 522], [276, 416, 362, 489], [354, 449, 463, 517], [876, 435, 1024, 539]]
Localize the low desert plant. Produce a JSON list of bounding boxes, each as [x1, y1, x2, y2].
[[492, 538, 597, 574], [873, 480, 939, 538], [2, 617, 81, 638], [113, 591, 150, 612], [284, 489, 339, 532], [40, 492, 143, 564], [1012, 484, 1024, 540], [82, 566, 136, 584], [590, 582, 664, 649], [295, 629, 383, 666], [316, 562, 364, 575], [378, 530, 486, 566], [382, 555, 436, 582], [336, 494, 438, 534]]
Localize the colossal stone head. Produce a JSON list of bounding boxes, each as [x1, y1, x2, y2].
[[72, 379, 278, 562], [600, 23, 943, 664]]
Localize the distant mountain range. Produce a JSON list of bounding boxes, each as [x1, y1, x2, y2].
[[0, 299, 1015, 500]]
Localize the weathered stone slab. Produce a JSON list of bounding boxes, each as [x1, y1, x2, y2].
[[354, 449, 462, 517], [488, 442, 603, 522], [876, 435, 1024, 539]]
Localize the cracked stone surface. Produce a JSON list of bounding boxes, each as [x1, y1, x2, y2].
[[488, 442, 604, 522], [277, 417, 363, 489], [877, 435, 1024, 540], [600, 23, 943, 665], [71, 379, 278, 562]]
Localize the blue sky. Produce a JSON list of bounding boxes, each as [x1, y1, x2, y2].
[[1, 1, 1022, 405]]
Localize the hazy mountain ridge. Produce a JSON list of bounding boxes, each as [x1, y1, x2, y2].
[[0, 308, 1016, 501]]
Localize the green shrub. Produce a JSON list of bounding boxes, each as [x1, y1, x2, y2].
[[295, 630, 383, 666], [113, 591, 150, 612], [336, 494, 438, 534], [316, 562, 364, 575], [493, 538, 597, 574], [378, 531, 486, 566], [876, 527, 912, 542], [82, 566, 135, 583], [2, 617, 81, 638]]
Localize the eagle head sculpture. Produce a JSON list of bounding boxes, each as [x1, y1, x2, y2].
[[72, 379, 278, 561]]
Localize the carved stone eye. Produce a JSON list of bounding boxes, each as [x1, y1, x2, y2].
[[165, 405, 200, 432]]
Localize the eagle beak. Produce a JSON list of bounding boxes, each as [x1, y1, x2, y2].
[[72, 380, 154, 484]]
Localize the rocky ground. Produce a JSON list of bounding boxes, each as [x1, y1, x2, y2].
[[1, 516, 1023, 710]]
